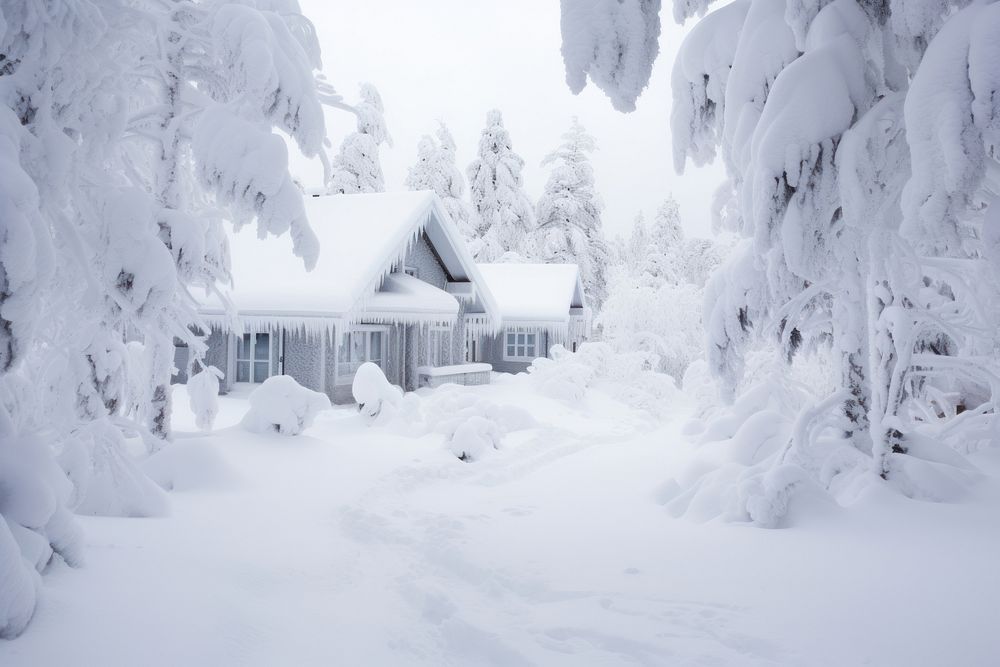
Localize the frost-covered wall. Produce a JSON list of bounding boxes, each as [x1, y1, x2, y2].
[[404, 234, 448, 288], [284, 329, 324, 393], [479, 329, 551, 374]]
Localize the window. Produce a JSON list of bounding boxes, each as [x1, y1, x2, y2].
[[427, 327, 450, 367], [236, 332, 271, 383], [337, 328, 388, 382], [503, 330, 538, 361]]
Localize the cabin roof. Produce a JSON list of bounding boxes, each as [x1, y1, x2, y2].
[[475, 263, 586, 325], [199, 191, 498, 331]]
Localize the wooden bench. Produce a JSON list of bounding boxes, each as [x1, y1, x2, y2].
[[416, 363, 493, 388]]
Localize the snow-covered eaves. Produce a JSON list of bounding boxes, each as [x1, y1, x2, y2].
[[198, 191, 501, 332]]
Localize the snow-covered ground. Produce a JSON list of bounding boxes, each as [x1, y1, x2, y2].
[[3, 375, 999, 666]]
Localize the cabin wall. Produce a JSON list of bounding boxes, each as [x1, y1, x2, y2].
[[283, 329, 324, 393], [477, 329, 550, 374], [172, 343, 189, 385], [404, 234, 447, 289]]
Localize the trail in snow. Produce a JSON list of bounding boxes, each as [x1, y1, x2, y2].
[[2, 379, 999, 666]]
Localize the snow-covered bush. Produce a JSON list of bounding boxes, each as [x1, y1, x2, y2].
[[528, 343, 679, 418], [597, 200, 729, 382], [447, 417, 503, 462], [187, 366, 224, 432], [352, 362, 404, 425], [419, 387, 534, 462], [241, 375, 330, 436]]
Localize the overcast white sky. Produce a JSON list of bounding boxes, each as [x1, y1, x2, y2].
[[291, 1, 725, 241]]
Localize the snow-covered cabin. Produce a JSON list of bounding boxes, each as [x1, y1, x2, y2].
[[469, 263, 590, 373], [186, 191, 500, 404]]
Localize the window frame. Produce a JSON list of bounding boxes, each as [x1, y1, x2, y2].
[[502, 328, 539, 362], [427, 326, 451, 367], [235, 332, 272, 384], [335, 325, 390, 384]]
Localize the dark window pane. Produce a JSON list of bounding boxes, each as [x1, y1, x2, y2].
[[253, 361, 269, 383], [254, 333, 270, 361], [237, 360, 250, 383]]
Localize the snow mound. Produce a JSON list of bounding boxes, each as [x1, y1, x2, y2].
[[666, 373, 985, 527], [60, 422, 170, 518], [528, 343, 679, 418], [423, 388, 534, 462], [241, 375, 331, 435], [352, 362, 404, 424], [447, 416, 503, 462], [0, 414, 83, 638], [142, 442, 239, 492]]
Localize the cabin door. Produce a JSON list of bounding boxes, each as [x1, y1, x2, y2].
[[236, 332, 271, 383]]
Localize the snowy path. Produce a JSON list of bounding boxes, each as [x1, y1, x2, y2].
[[3, 381, 1000, 665]]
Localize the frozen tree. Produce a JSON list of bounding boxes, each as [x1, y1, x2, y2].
[[559, 0, 662, 112], [625, 211, 650, 270], [328, 83, 391, 194], [404, 122, 477, 239], [534, 118, 610, 307], [433, 122, 478, 240], [0, 0, 334, 635], [467, 110, 536, 261], [666, 0, 1000, 522]]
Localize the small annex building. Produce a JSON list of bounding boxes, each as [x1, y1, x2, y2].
[[185, 191, 500, 404], [470, 263, 590, 373]]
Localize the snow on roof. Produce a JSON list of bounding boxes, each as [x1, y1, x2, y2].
[[199, 191, 499, 332], [362, 272, 458, 319], [475, 263, 585, 325]]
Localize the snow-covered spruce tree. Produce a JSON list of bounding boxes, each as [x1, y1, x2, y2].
[[404, 122, 477, 239], [534, 118, 610, 307], [664, 0, 1000, 522], [559, 0, 662, 112], [0, 0, 331, 635], [466, 110, 536, 261], [121, 0, 329, 442], [328, 83, 391, 194], [642, 196, 685, 283], [625, 211, 650, 270], [433, 122, 478, 240]]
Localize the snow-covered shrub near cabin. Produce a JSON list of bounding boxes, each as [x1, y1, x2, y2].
[[242, 375, 330, 435], [187, 366, 224, 432], [448, 417, 503, 462], [528, 343, 679, 418], [418, 386, 534, 462], [352, 362, 404, 425]]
